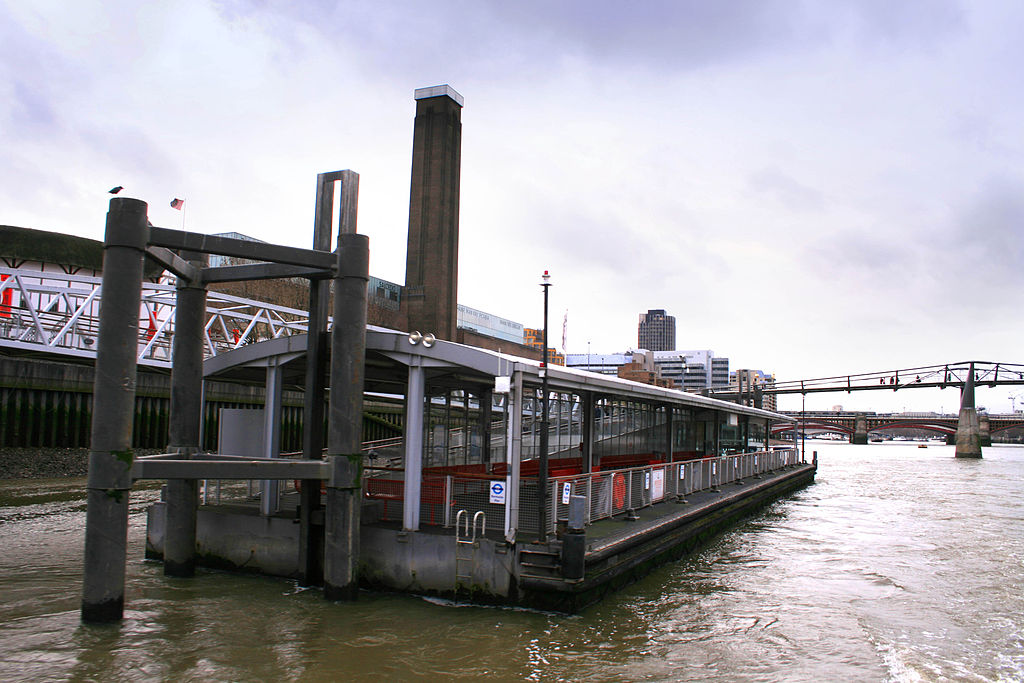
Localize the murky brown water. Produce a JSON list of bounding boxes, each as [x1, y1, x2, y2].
[[1, 443, 1022, 681]]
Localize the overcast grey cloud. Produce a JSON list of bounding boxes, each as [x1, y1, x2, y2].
[[1, 0, 1021, 413]]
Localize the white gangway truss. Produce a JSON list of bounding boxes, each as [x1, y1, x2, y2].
[[0, 265, 311, 368]]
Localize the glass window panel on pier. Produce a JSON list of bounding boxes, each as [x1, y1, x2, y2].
[[720, 413, 744, 454], [418, 385, 508, 473], [748, 417, 767, 451]]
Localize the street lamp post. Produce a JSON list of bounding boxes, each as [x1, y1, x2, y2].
[[539, 270, 551, 542]]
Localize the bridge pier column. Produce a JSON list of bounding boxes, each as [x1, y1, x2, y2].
[[955, 362, 983, 458], [945, 433, 956, 445], [979, 413, 992, 447], [851, 413, 868, 445]]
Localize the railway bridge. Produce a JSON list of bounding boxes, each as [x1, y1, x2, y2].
[[773, 411, 1024, 446], [716, 360, 1024, 458]]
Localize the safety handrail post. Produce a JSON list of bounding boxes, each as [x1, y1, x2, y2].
[[444, 475, 453, 527], [472, 510, 486, 543]]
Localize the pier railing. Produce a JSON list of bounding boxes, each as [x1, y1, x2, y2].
[[538, 448, 801, 536], [362, 448, 803, 536]]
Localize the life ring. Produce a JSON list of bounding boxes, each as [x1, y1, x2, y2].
[[612, 473, 626, 509]]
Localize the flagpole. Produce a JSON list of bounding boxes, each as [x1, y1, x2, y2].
[[170, 197, 186, 230]]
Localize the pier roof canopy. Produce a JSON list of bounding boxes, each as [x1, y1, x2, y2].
[[204, 326, 792, 423]]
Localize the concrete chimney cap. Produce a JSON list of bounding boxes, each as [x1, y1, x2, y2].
[[414, 84, 464, 106]]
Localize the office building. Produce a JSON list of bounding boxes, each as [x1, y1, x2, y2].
[[730, 369, 777, 411], [566, 349, 730, 394], [637, 309, 675, 352], [617, 350, 676, 388]]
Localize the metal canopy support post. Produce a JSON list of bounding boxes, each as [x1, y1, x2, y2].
[[164, 249, 207, 578], [444, 390, 452, 468], [505, 368, 523, 542], [403, 361, 425, 531], [713, 411, 721, 457], [666, 405, 674, 462], [481, 388, 492, 466], [81, 198, 148, 623], [581, 392, 594, 473], [538, 272, 551, 542], [260, 359, 284, 516], [323, 229, 369, 601]]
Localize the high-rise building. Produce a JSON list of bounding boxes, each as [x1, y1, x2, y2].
[[637, 309, 675, 352]]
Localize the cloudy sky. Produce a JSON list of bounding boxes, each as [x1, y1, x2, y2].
[[2, 1, 1021, 413]]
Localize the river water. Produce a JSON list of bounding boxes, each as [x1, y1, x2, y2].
[[0, 442, 1021, 682]]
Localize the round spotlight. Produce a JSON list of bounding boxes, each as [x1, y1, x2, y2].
[[408, 331, 422, 345], [422, 333, 436, 348]]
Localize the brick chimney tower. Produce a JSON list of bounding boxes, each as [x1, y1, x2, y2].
[[404, 85, 463, 341]]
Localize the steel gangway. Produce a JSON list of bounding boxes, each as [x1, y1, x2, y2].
[[0, 265, 312, 368]]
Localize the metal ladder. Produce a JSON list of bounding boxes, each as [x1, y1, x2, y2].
[[455, 510, 486, 593]]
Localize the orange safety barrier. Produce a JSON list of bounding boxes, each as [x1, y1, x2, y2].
[[612, 472, 626, 509]]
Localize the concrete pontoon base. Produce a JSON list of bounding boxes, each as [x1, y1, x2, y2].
[[146, 463, 815, 611], [520, 463, 816, 613]]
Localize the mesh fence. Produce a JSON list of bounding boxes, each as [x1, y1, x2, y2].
[[449, 475, 506, 533], [541, 449, 802, 534], [203, 448, 803, 534], [364, 468, 405, 523], [518, 480, 541, 536]]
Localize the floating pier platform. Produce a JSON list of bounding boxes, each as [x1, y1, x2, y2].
[[79, 85, 812, 621], [144, 440, 814, 612], [81, 193, 812, 620]]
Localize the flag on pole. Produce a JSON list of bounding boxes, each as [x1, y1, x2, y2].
[[170, 198, 185, 210], [562, 310, 568, 352]]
